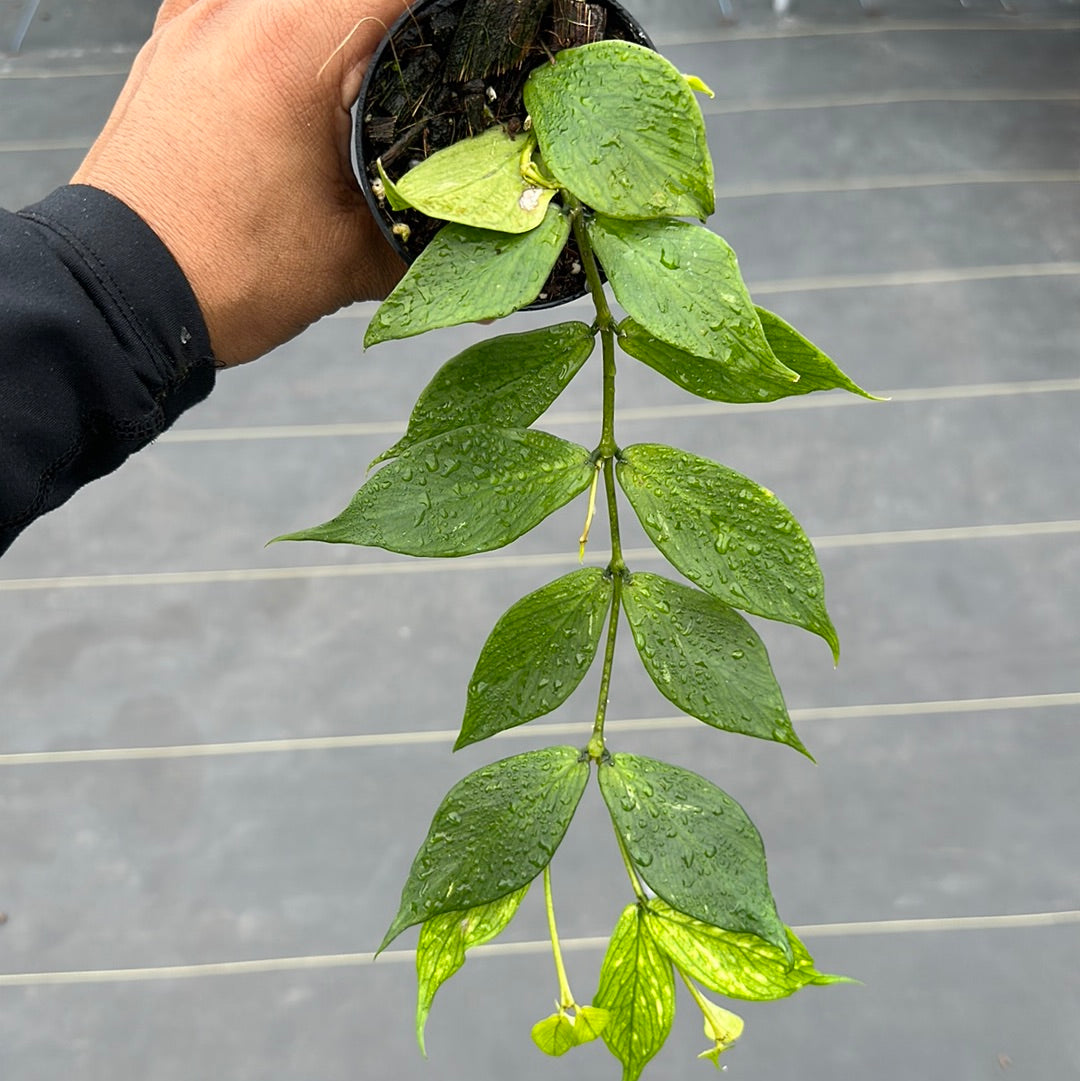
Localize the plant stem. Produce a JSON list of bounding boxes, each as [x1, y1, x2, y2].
[[544, 866, 575, 1010], [614, 830, 648, 902], [572, 199, 626, 761], [587, 577, 621, 760]]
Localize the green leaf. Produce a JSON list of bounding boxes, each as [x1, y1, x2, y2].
[[274, 427, 594, 557], [524, 40, 714, 221], [616, 443, 839, 659], [372, 322, 595, 466], [758, 307, 878, 399], [620, 572, 808, 756], [365, 205, 570, 345], [380, 747, 588, 950], [388, 128, 557, 233], [617, 318, 792, 405], [416, 885, 529, 1054], [531, 1005, 609, 1056], [644, 901, 851, 1001], [593, 904, 675, 1081], [587, 217, 795, 379], [598, 753, 789, 955], [457, 569, 613, 749]]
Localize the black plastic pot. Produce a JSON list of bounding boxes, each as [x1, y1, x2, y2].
[[353, 0, 654, 309]]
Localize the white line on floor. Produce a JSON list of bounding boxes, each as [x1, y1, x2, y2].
[[2, 519, 1079, 594], [1, 691, 1076, 767], [158, 377, 1080, 444], [1, 909, 1077, 987]]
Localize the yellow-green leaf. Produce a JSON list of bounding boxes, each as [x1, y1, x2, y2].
[[416, 886, 528, 1054], [531, 1005, 609, 1056], [645, 900, 852, 1001], [391, 128, 556, 233], [593, 904, 675, 1081]]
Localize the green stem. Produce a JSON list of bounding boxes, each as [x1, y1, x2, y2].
[[587, 575, 621, 760], [544, 866, 575, 1010], [614, 829, 648, 902], [573, 199, 626, 762], [569, 198, 613, 332]]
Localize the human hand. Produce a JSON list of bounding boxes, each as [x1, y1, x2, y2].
[[73, 0, 412, 366]]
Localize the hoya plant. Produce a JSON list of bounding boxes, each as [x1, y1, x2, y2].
[[276, 36, 870, 1079]]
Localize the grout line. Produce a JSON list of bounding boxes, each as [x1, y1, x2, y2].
[[715, 169, 1080, 200], [2, 909, 1077, 987], [0, 22, 1072, 79], [750, 262, 1080, 296], [0, 136, 90, 153], [332, 262, 1080, 320], [654, 18, 1080, 47], [0, 691, 1076, 767], [159, 377, 1080, 444], [3, 520, 1080, 594], [0, 64, 130, 79], [701, 87, 1080, 116], [5, 91, 1075, 154]]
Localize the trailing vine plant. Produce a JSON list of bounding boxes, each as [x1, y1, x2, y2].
[[276, 37, 870, 1079]]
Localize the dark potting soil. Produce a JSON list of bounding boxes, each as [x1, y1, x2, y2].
[[357, 0, 651, 306]]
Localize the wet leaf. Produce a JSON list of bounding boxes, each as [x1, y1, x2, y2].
[[274, 427, 594, 557], [617, 318, 794, 405], [587, 217, 793, 376], [619, 309, 874, 404], [372, 322, 595, 466], [365, 205, 570, 345], [620, 572, 809, 756], [381, 747, 589, 950], [416, 886, 529, 1054], [644, 901, 851, 1001], [598, 753, 789, 955], [388, 128, 556, 233], [531, 1005, 609, 1056], [593, 904, 675, 1081], [457, 569, 613, 748], [616, 443, 839, 659], [524, 40, 713, 220], [755, 308, 879, 400]]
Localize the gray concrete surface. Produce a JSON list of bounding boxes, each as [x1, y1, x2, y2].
[[2, 1, 1079, 1079]]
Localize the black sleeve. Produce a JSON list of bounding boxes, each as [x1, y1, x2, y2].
[[0, 184, 217, 556]]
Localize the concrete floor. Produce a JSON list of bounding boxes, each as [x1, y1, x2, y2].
[[2, 1, 1079, 1079]]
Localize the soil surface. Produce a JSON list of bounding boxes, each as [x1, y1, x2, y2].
[[356, 0, 650, 307]]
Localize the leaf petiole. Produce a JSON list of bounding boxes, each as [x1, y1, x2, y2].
[[578, 460, 602, 561], [614, 829, 648, 903], [544, 866, 576, 1010]]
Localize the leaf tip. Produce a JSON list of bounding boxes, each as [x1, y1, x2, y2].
[[266, 528, 306, 545]]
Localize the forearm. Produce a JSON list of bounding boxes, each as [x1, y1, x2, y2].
[[0, 185, 216, 555]]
